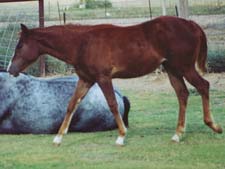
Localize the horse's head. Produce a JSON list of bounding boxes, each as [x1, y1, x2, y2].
[[7, 24, 40, 77]]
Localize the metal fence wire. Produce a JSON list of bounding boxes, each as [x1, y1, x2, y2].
[[0, 0, 224, 75], [0, 2, 39, 70]]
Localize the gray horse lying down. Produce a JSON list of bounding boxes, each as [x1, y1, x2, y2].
[[0, 70, 130, 134]]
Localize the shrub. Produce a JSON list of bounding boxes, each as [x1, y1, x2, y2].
[[190, 5, 225, 15], [207, 50, 225, 72], [45, 56, 68, 75], [25, 60, 40, 76], [86, 0, 112, 9], [25, 56, 68, 76]]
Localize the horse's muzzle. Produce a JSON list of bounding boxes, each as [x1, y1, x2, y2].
[[7, 63, 19, 77]]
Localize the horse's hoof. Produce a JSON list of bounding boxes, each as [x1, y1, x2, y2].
[[53, 135, 63, 146], [216, 125, 223, 134], [115, 136, 125, 146], [171, 134, 180, 143], [53, 142, 61, 147]]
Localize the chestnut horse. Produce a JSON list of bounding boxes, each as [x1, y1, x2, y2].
[[7, 16, 222, 146]]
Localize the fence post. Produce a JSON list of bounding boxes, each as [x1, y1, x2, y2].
[[177, 0, 189, 19], [39, 0, 45, 76], [162, 0, 167, 16], [175, 5, 179, 17], [57, 0, 62, 24], [148, 0, 152, 19]]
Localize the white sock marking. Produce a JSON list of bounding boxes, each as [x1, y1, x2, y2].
[[116, 136, 125, 146], [171, 134, 180, 143], [53, 135, 63, 145]]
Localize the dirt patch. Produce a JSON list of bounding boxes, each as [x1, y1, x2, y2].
[[113, 73, 225, 92]]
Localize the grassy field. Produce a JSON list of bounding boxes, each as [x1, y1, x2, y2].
[[0, 88, 224, 169]]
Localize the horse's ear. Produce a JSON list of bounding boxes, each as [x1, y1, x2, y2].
[[20, 24, 29, 35]]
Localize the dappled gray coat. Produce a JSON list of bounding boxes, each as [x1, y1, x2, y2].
[[0, 71, 130, 134]]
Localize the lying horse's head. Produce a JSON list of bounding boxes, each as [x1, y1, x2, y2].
[[7, 24, 40, 77]]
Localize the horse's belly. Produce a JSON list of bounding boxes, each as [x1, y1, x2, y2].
[[112, 57, 165, 78]]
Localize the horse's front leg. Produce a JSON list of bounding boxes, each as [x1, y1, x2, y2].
[[53, 78, 93, 146], [97, 75, 127, 146]]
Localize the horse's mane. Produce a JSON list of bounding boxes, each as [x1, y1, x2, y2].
[[30, 23, 118, 35]]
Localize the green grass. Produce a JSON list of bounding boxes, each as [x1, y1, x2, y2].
[[0, 89, 225, 169]]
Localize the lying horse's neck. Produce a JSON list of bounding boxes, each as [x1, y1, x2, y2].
[[31, 26, 83, 65]]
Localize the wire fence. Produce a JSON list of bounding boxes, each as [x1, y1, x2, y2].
[[0, 0, 225, 75], [0, 2, 39, 72]]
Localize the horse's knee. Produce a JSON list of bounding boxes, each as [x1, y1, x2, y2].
[[67, 103, 75, 114], [67, 98, 81, 113], [108, 102, 119, 114], [181, 89, 189, 99]]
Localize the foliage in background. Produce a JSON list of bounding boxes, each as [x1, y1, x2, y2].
[[25, 56, 73, 76], [66, 4, 225, 20], [208, 49, 225, 72], [25, 60, 40, 76], [27, 3, 225, 22], [190, 4, 225, 15], [86, 0, 112, 9], [45, 56, 67, 75]]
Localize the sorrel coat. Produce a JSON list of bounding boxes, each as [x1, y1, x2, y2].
[[7, 16, 222, 146]]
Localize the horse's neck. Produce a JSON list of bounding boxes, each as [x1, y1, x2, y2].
[[34, 27, 80, 64]]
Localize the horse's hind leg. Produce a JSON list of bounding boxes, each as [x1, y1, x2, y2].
[[166, 70, 189, 142], [97, 75, 127, 146], [53, 78, 93, 146], [184, 69, 222, 134]]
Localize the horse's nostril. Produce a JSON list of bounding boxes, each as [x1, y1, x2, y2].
[[7, 66, 19, 77]]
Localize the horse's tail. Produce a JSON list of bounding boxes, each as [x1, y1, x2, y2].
[[197, 28, 208, 73], [190, 20, 208, 73], [122, 96, 130, 127]]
